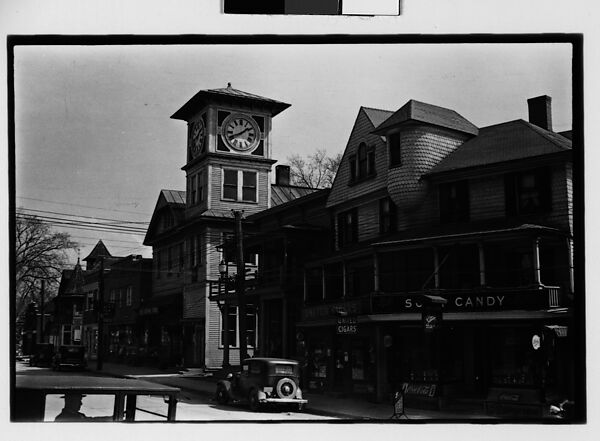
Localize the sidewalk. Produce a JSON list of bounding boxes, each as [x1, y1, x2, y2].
[[87, 361, 493, 421]]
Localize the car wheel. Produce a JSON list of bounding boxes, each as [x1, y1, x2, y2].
[[248, 390, 260, 412], [216, 386, 229, 405]]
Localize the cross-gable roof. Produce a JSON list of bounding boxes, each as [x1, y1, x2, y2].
[[83, 240, 112, 262], [425, 119, 572, 177], [371, 99, 479, 136]]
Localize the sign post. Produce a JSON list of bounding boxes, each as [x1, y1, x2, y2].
[[390, 390, 407, 419]]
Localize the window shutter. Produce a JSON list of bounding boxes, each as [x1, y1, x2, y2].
[[504, 174, 517, 216]]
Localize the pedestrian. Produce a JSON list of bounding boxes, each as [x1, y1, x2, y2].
[[54, 393, 89, 421]]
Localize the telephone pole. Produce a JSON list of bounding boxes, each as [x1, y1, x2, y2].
[[233, 210, 248, 361], [39, 280, 45, 343], [97, 257, 105, 371]]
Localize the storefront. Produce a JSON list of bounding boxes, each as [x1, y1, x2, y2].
[[298, 290, 573, 412]]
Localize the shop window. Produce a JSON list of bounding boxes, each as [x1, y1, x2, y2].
[[389, 132, 401, 167], [505, 168, 552, 216], [379, 197, 397, 234], [490, 327, 542, 386], [337, 208, 358, 248], [440, 180, 470, 223]]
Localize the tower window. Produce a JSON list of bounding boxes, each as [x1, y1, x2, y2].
[[222, 169, 258, 203], [389, 132, 401, 167]]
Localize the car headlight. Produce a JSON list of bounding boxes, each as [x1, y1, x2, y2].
[[296, 387, 303, 399]]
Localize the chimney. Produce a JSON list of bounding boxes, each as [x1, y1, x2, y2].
[[275, 165, 290, 186], [527, 95, 553, 131]]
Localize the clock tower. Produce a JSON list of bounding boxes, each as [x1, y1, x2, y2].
[[172, 83, 291, 216]]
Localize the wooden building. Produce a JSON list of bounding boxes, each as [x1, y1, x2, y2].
[[144, 84, 315, 369], [298, 95, 575, 415]]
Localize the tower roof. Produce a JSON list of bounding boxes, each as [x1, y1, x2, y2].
[[371, 99, 479, 136], [82, 240, 112, 262], [171, 83, 291, 120]]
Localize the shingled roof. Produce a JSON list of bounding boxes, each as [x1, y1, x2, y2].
[[171, 83, 291, 120], [371, 99, 479, 136], [271, 185, 319, 206], [83, 240, 112, 262], [426, 119, 572, 176]]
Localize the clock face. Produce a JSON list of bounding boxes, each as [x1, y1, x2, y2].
[[189, 118, 205, 158], [222, 114, 260, 152]]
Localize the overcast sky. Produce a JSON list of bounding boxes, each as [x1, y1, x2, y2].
[[14, 42, 572, 264]]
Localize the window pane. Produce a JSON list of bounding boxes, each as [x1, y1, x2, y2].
[[242, 187, 256, 202], [224, 169, 237, 185], [223, 185, 237, 200], [243, 171, 256, 187]]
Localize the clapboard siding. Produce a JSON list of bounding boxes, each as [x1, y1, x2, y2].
[[209, 163, 271, 215], [327, 108, 389, 207]]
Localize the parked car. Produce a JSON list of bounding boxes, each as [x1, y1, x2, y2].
[[52, 345, 87, 371], [215, 358, 307, 412], [29, 343, 55, 367]]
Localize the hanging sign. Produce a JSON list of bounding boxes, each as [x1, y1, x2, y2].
[[532, 334, 541, 350], [422, 310, 442, 333]]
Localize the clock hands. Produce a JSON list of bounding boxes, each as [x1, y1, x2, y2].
[[228, 127, 252, 139]]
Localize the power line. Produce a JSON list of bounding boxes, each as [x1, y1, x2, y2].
[[16, 196, 151, 217], [18, 207, 149, 225]]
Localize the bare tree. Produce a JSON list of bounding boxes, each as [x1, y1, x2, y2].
[[15, 211, 77, 319], [288, 148, 342, 189]]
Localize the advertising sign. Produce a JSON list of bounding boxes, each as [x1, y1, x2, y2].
[[336, 316, 358, 334], [422, 310, 442, 333]]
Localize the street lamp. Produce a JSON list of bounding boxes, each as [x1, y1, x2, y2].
[[218, 259, 227, 279]]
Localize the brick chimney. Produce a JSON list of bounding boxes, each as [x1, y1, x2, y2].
[[275, 165, 291, 186], [527, 95, 553, 131]]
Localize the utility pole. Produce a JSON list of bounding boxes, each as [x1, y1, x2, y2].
[[97, 257, 105, 371], [39, 280, 45, 343], [234, 210, 248, 361]]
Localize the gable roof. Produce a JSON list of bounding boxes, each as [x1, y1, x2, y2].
[[143, 190, 187, 245], [362, 106, 394, 128], [426, 119, 572, 176], [371, 99, 479, 136], [58, 260, 86, 297], [171, 83, 291, 120]]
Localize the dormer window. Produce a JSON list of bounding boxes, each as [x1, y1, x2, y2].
[[440, 181, 470, 223], [389, 132, 401, 167], [349, 142, 376, 184]]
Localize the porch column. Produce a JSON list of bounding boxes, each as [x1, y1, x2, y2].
[[321, 265, 326, 301], [373, 251, 380, 292], [222, 305, 230, 367], [259, 299, 266, 357], [342, 261, 347, 298], [478, 242, 486, 286], [282, 297, 289, 358], [433, 247, 440, 289], [532, 237, 542, 285], [567, 238, 574, 293]]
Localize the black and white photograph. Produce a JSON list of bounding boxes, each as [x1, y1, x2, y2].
[[9, 36, 584, 427]]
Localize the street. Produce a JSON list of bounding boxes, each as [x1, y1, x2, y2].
[[16, 361, 334, 422]]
